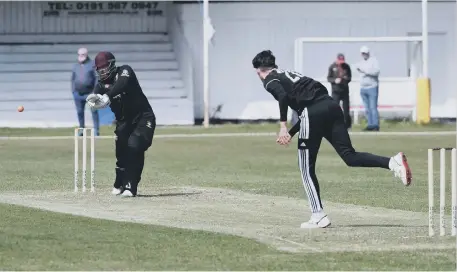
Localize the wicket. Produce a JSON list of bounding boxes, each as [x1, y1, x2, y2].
[[427, 147, 457, 236], [74, 128, 95, 193]]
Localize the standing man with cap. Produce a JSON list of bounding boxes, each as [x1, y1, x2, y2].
[[71, 47, 100, 136], [355, 46, 380, 131], [327, 53, 352, 129]]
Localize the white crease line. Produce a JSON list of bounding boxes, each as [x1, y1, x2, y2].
[[258, 234, 324, 253], [0, 131, 455, 140]]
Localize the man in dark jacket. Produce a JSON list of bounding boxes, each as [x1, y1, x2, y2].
[[327, 53, 352, 129], [71, 47, 100, 136]]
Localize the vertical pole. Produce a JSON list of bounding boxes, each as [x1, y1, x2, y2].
[[74, 128, 79, 192], [297, 38, 304, 74], [410, 42, 419, 79], [203, 0, 210, 128], [455, 4, 457, 267], [440, 148, 446, 236], [428, 149, 434, 236], [294, 39, 299, 72], [90, 128, 95, 192], [452, 148, 456, 236], [82, 128, 87, 193], [421, 0, 428, 77]]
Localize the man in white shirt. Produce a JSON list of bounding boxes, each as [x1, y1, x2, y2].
[[355, 46, 380, 131]]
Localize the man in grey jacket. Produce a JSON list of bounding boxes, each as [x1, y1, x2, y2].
[[355, 46, 380, 131], [71, 48, 100, 136]]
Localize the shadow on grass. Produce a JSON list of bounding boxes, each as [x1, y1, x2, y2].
[[137, 192, 203, 198]]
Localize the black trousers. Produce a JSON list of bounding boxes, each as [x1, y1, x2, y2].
[[331, 90, 352, 129], [113, 113, 156, 194], [297, 97, 390, 213]]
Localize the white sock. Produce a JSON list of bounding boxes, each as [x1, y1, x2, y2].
[[388, 154, 402, 171], [311, 211, 327, 220], [388, 157, 395, 170]]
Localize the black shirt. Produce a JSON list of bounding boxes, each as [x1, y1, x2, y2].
[[327, 62, 352, 93], [95, 65, 154, 122], [261, 68, 329, 122]]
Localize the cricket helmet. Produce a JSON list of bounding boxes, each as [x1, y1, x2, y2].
[[94, 51, 117, 82]]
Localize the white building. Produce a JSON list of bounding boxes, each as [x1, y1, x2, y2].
[[0, 0, 455, 127], [0, 1, 195, 127], [187, 0, 456, 121]]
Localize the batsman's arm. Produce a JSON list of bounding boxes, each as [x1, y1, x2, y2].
[[265, 80, 288, 126], [105, 66, 132, 99], [93, 83, 104, 95]]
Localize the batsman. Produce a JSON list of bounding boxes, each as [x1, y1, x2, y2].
[[87, 52, 156, 197]]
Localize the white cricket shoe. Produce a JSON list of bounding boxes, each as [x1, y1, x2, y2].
[[120, 190, 135, 197], [389, 152, 412, 186], [111, 187, 122, 195], [300, 214, 331, 229]]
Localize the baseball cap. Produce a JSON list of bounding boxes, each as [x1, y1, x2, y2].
[[360, 46, 370, 54]]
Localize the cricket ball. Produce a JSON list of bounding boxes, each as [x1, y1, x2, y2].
[[17, 105, 24, 112]]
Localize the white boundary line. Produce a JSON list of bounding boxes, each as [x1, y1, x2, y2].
[[0, 131, 455, 140]]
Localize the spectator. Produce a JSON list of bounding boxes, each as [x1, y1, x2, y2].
[[71, 47, 100, 136], [355, 46, 380, 131], [327, 53, 352, 129]]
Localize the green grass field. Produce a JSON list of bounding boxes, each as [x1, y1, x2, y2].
[[0, 119, 455, 136], [0, 122, 456, 270]]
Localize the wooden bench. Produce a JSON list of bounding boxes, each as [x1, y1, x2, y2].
[[0, 60, 178, 73], [0, 51, 175, 63], [0, 33, 169, 44], [0, 43, 172, 53]]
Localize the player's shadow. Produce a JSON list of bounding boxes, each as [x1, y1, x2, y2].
[[137, 192, 202, 198]]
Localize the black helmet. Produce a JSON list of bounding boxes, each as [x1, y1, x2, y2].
[[94, 51, 117, 82]]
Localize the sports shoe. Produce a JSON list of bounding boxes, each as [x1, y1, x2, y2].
[[120, 190, 135, 197], [111, 187, 122, 195], [389, 152, 412, 186], [300, 214, 331, 229]]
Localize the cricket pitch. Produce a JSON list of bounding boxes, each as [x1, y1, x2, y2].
[[0, 186, 453, 253]]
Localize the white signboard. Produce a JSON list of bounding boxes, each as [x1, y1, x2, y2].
[[42, 1, 164, 17]]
